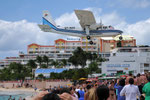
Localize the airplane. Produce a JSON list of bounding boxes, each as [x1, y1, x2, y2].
[[38, 10, 123, 44]]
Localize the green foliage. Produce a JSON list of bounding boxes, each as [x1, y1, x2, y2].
[[41, 64, 47, 68], [36, 56, 42, 66], [50, 72, 60, 79], [0, 62, 30, 81], [86, 52, 98, 61], [37, 74, 45, 80], [72, 68, 88, 80], [51, 60, 60, 68], [27, 59, 37, 69], [61, 59, 67, 67], [88, 61, 98, 74], [96, 57, 106, 62], [50, 68, 88, 80], [117, 41, 122, 47], [68, 47, 87, 68], [43, 55, 49, 67]]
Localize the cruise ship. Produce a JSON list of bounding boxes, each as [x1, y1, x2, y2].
[[101, 46, 150, 75]]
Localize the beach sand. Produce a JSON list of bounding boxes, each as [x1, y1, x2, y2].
[[0, 87, 39, 100], [0, 87, 35, 92]]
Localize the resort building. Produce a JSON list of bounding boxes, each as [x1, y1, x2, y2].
[[0, 35, 136, 69]]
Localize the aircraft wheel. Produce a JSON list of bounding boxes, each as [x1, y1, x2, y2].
[[87, 35, 91, 40], [89, 41, 93, 45], [119, 36, 123, 40]]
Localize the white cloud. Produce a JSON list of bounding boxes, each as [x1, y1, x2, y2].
[[54, 7, 150, 46], [55, 7, 102, 28], [125, 19, 150, 45], [0, 19, 67, 59], [118, 0, 150, 8], [0, 7, 150, 59], [55, 12, 80, 27]]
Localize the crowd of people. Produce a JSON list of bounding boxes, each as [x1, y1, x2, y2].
[[32, 73, 150, 100]]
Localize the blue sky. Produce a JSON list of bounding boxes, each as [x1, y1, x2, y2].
[[0, 0, 150, 59], [1, 0, 150, 23]]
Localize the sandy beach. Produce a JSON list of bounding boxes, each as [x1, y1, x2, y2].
[[0, 87, 36, 92], [0, 87, 39, 100]]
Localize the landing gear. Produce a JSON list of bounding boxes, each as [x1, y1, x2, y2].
[[119, 36, 123, 40], [89, 41, 93, 45], [86, 35, 93, 45], [86, 35, 91, 40]]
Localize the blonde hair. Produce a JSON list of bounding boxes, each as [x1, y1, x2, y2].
[[88, 88, 98, 100]]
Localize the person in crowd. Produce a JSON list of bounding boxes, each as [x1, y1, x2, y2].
[[125, 73, 133, 85], [140, 74, 148, 84], [59, 92, 78, 100], [136, 73, 144, 94], [84, 85, 91, 100], [77, 87, 85, 100], [88, 87, 97, 100], [42, 92, 61, 100], [19, 96, 22, 100], [107, 81, 116, 100], [70, 87, 78, 98], [34, 85, 37, 92], [114, 79, 125, 100], [142, 76, 150, 100], [96, 85, 109, 100], [8, 95, 12, 100], [120, 78, 141, 100], [107, 87, 116, 100], [33, 91, 49, 100], [75, 85, 80, 92]]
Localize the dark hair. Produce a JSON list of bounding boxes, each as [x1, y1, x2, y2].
[[52, 89, 60, 94], [110, 81, 114, 84], [137, 73, 141, 77], [147, 76, 150, 82], [86, 85, 91, 90], [119, 79, 125, 86], [59, 87, 70, 94], [129, 78, 134, 85], [96, 85, 109, 100], [129, 73, 132, 76], [42, 93, 60, 100]]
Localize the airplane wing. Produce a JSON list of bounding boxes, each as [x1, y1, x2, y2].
[[38, 25, 52, 32], [74, 10, 96, 29]]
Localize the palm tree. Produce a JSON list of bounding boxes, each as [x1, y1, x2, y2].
[[88, 61, 98, 75], [69, 47, 87, 68], [86, 52, 98, 62], [27, 59, 37, 69], [68, 56, 78, 68], [43, 55, 49, 68], [36, 56, 42, 67], [61, 59, 67, 67], [51, 60, 59, 68]]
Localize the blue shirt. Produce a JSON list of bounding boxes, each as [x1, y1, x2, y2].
[[114, 83, 125, 100], [78, 90, 84, 100]]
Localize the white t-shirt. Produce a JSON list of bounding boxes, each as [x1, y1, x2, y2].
[[120, 84, 141, 100], [75, 88, 80, 92]]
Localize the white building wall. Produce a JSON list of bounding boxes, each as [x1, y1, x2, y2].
[[101, 47, 150, 75]]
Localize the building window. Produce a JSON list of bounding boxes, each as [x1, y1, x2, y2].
[[113, 53, 116, 56], [144, 63, 149, 67]]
